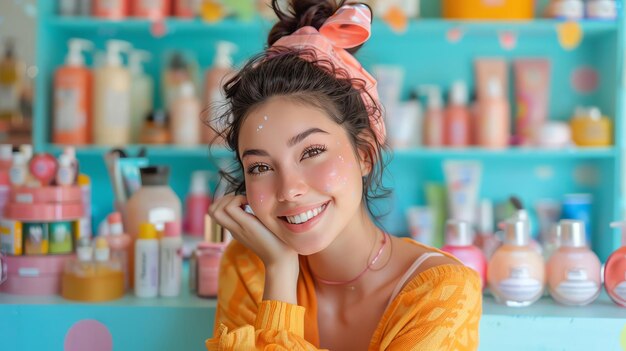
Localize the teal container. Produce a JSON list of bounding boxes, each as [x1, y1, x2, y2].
[[22, 223, 49, 255], [49, 221, 74, 254]]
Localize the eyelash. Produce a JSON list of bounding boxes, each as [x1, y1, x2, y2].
[[302, 144, 327, 160], [247, 162, 269, 175], [245, 144, 328, 176]]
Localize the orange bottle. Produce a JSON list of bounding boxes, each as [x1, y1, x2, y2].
[[444, 81, 471, 147], [53, 39, 93, 145], [93, 0, 128, 20]]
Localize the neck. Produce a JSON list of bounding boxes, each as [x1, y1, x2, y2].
[[306, 205, 389, 292]]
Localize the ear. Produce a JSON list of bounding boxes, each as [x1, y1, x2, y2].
[[356, 133, 376, 177], [357, 147, 372, 177]]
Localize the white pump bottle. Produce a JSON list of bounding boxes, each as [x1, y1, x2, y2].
[[93, 39, 132, 146]]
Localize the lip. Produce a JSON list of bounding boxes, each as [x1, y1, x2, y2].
[[279, 201, 330, 234]]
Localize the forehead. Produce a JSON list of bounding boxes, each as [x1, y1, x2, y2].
[[239, 97, 341, 142]]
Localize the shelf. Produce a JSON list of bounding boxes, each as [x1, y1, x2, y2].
[[392, 147, 617, 159], [45, 144, 616, 161], [389, 18, 618, 36], [46, 17, 619, 36], [44, 144, 236, 159], [1, 291, 624, 351], [47, 17, 270, 34]]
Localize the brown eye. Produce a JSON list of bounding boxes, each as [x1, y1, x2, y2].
[[247, 163, 271, 175], [302, 145, 327, 160]]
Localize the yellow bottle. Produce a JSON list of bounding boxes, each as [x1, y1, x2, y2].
[[570, 107, 612, 147]]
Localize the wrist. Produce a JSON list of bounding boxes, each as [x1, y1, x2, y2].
[[263, 261, 299, 304]]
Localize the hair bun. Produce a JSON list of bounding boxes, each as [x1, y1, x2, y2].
[[267, 0, 345, 47]]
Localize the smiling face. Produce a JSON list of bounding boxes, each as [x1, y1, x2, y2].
[[238, 96, 369, 255]]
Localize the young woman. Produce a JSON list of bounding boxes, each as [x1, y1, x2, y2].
[[206, 1, 482, 350]]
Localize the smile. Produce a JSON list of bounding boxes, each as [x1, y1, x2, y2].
[[281, 202, 329, 225]]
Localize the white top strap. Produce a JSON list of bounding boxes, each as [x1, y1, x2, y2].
[[386, 252, 444, 309]]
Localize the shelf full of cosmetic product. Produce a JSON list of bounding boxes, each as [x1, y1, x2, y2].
[[47, 16, 619, 35], [0, 144, 228, 302]]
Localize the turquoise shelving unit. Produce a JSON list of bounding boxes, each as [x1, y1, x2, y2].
[[2, 0, 621, 350], [33, 0, 625, 261]]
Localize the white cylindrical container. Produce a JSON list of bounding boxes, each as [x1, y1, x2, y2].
[[159, 222, 182, 297], [135, 223, 159, 298], [171, 81, 201, 146]]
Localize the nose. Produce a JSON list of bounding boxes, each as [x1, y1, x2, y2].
[[276, 168, 308, 202]]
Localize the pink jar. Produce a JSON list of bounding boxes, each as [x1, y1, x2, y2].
[[196, 242, 225, 298]]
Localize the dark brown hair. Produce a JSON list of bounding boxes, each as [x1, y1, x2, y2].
[[209, 0, 390, 219]]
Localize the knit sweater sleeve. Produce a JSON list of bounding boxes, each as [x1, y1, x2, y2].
[[376, 265, 483, 351], [205, 241, 324, 351]]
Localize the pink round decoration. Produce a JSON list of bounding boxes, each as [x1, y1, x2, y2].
[[64, 320, 113, 351], [150, 20, 167, 38], [446, 28, 463, 43], [571, 67, 599, 93], [498, 31, 517, 50]]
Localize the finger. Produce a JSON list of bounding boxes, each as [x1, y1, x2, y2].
[[210, 195, 244, 235], [223, 196, 263, 229], [209, 194, 235, 217], [212, 210, 244, 241]]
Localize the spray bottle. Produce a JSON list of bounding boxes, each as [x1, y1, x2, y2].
[[93, 39, 132, 146], [203, 41, 237, 145], [129, 50, 153, 143]]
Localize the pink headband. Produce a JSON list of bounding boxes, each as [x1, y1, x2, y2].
[[269, 4, 386, 144]]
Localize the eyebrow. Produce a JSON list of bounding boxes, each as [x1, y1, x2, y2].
[[241, 127, 329, 159]]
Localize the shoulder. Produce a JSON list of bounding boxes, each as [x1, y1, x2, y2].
[[378, 240, 482, 350], [389, 237, 481, 301]]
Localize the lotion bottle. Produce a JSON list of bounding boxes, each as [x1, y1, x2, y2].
[[203, 41, 237, 145], [93, 40, 132, 146], [134, 222, 159, 298], [53, 38, 93, 145]]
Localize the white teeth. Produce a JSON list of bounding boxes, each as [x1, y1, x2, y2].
[[297, 213, 307, 223], [285, 203, 327, 225]]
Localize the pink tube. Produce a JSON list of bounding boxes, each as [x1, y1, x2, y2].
[[514, 59, 551, 146]]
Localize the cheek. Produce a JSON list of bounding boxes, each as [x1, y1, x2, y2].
[[245, 179, 273, 214], [308, 154, 360, 194]]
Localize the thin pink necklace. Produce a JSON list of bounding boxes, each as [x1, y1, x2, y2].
[[311, 232, 388, 286]]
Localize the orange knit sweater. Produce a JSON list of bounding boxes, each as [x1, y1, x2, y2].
[[206, 239, 482, 350]]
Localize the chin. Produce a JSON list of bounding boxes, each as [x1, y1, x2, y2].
[[286, 234, 334, 256]]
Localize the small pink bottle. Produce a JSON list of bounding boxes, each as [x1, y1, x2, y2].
[[197, 241, 226, 298], [131, 0, 170, 20], [106, 212, 131, 290], [444, 81, 471, 147], [477, 78, 510, 149], [547, 220, 601, 306], [184, 171, 211, 237], [605, 221, 626, 307], [441, 220, 487, 288], [488, 219, 545, 307], [92, 0, 129, 20], [174, 0, 196, 18]]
